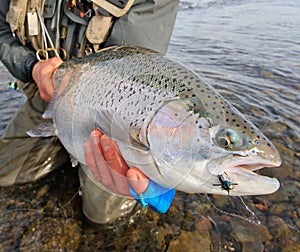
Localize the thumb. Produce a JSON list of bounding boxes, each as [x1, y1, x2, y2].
[[127, 167, 149, 195]]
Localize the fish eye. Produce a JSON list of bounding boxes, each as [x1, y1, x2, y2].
[[217, 136, 230, 149], [215, 128, 245, 149]]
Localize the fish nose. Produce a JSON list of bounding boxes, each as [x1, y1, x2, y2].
[[269, 145, 282, 167], [256, 141, 282, 167]]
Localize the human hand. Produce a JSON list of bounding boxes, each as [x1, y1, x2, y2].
[[84, 129, 149, 197], [32, 57, 63, 102]]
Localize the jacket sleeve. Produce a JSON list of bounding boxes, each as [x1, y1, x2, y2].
[[0, 0, 38, 83]]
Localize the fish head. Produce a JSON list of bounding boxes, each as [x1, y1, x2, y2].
[[205, 102, 282, 196], [146, 84, 281, 196]]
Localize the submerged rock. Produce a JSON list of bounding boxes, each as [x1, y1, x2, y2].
[[231, 221, 272, 252], [168, 231, 210, 252], [20, 217, 81, 251]]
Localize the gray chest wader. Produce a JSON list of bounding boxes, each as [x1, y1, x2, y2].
[[1, 0, 138, 224], [2, 0, 180, 223]]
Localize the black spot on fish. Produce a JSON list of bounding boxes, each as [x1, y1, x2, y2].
[[253, 140, 260, 146]]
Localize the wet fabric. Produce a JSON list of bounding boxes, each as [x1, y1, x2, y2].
[[0, 85, 69, 186], [0, 0, 179, 223], [79, 166, 137, 224], [0, 85, 136, 223]]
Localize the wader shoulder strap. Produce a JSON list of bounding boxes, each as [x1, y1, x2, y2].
[[64, 0, 135, 56], [91, 0, 135, 17]]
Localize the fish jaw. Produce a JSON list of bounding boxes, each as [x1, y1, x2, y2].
[[157, 139, 282, 195], [205, 148, 281, 196], [157, 156, 280, 196], [221, 166, 280, 196]]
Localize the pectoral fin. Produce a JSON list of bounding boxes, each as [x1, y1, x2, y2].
[[93, 109, 149, 152], [26, 122, 57, 137], [42, 91, 57, 119]]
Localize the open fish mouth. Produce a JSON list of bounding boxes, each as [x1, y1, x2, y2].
[[209, 155, 281, 175], [227, 158, 281, 173], [208, 157, 281, 196]]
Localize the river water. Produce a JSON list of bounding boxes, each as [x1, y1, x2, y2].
[[0, 0, 299, 251]]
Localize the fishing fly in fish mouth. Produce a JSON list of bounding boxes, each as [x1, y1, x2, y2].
[[213, 172, 238, 194], [45, 46, 281, 198]]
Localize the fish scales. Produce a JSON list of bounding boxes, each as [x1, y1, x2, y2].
[[54, 47, 207, 158], [49, 46, 281, 196]]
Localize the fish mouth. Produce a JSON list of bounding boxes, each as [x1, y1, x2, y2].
[[208, 156, 281, 196], [226, 157, 281, 173]]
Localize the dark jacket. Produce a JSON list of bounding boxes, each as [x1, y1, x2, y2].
[[0, 0, 37, 83]]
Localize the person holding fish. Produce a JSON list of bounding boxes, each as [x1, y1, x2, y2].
[[0, 0, 179, 223]]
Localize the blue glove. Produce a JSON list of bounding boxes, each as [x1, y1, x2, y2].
[[130, 180, 176, 214]]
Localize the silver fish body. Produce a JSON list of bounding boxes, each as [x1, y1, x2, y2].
[[52, 46, 281, 196]]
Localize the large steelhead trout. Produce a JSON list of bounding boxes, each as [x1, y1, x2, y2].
[[34, 46, 281, 196]]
